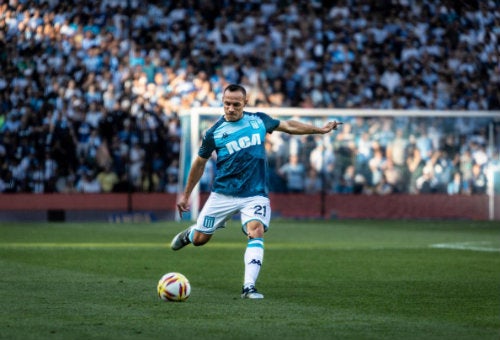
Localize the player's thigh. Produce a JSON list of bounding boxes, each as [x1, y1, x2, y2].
[[240, 196, 271, 235], [196, 193, 238, 234]]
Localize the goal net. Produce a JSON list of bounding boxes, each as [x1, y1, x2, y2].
[[177, 107, 499, 221]]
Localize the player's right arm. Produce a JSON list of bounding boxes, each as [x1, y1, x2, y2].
[[177, 156, 209, 217]]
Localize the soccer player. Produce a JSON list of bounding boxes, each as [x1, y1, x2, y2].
[[171, 84, 342, 299]]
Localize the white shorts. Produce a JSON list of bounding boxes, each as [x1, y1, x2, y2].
[[195, 192, 271, 235]]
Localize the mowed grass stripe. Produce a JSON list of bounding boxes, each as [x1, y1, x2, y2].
[[1, 256, 496, 340], [0, 241, 436, 250], [3, 241, 499, 252], [0, 220, 499, 339]]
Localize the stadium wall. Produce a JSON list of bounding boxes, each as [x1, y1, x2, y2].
[[0, 193, 497, 221], [268, 193, 495, 220]]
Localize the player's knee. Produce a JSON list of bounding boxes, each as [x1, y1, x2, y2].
[[247, 223, 264, 239]]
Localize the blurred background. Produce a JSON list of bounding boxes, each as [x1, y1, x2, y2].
[[0, 0, 499, 221]]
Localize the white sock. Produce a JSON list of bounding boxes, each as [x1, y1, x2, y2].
[[243, 238, 264, 288]]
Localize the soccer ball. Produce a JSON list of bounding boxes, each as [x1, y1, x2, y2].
[[157, 272, 191, 302]]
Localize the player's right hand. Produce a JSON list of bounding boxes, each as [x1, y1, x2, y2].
[[176, 196, 190, 218]]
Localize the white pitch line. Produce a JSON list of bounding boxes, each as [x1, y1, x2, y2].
[[429, 242, 500, 252]]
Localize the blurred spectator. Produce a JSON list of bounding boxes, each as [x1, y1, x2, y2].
[[416, 164, 438, 194], [0, 170, 19, 193], [304, 168, 323, 194], [368, 146, 385, 189], [310, 139, 337, 191], [43, 151, 58, 192], [447, 171, 465, 195], [405, 147, 425, 194], [55, 168, 77, 193], [28, 161, 45, 193], [335, 164, 355, 194], [0, 175, 6, 193], [386, 129, 408, 167], [415, 128, 434, 162], [375, 175, 394, 195], [129, 141, 145, 187], [278, 154, 306, 193], [470, 163, 488, 194], [97, 164, 119, 193], [76, 171, 101, 193], [139, 165, 161, 193], [382, 158, 403, 193], [459, 149, 474, 193]]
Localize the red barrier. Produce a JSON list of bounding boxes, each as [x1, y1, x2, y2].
[[131, 193, 177, 210], [0, 193, 496, 220], [0, 194, 127, 211], [269, 194, 495, 220], [0, 193, 176, 212]]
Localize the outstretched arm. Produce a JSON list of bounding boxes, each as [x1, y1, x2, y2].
[[177, 155, 209, 217], [275, 120, 343, 135]]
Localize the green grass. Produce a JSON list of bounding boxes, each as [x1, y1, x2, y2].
[[0, 219, 499, 340]]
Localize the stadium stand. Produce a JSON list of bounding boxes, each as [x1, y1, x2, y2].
[[0, 0, 499, 195]]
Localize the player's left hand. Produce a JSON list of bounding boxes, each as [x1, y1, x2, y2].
[[322, 121, 343, 133]]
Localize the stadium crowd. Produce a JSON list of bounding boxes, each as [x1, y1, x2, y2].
[[0, 0, 499, 195]]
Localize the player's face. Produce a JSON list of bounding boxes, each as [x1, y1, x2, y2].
[[223, 90, 247, 122]]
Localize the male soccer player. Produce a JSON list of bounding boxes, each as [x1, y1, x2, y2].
[[171, 84, 342, 299]]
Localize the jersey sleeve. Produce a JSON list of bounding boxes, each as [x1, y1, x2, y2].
[[256, 112, 280, 133], [198, 130, 216, 159]]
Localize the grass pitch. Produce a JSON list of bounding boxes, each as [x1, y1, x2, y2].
[[0, 219, 499, 339]]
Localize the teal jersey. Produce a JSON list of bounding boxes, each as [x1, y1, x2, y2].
[[199, 111, 280, 197]]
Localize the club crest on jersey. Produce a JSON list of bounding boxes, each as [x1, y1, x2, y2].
[[226, 133, 262, 154], [249, 120, 259, 129]]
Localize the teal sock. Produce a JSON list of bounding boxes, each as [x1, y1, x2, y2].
[[188, 226, 196, 243]]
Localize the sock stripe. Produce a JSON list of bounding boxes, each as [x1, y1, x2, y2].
[[247, 238, 264, 248]]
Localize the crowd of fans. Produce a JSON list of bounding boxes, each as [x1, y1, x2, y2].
[[0, 0, 499, 195]]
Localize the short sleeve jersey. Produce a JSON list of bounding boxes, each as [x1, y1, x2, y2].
[[198, 111, 280, 197]]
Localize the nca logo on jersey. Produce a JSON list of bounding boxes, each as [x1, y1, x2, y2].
[[226, 133, 262, 154]]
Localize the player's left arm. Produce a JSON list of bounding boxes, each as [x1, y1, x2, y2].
[[276, 119, 343, 135]]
